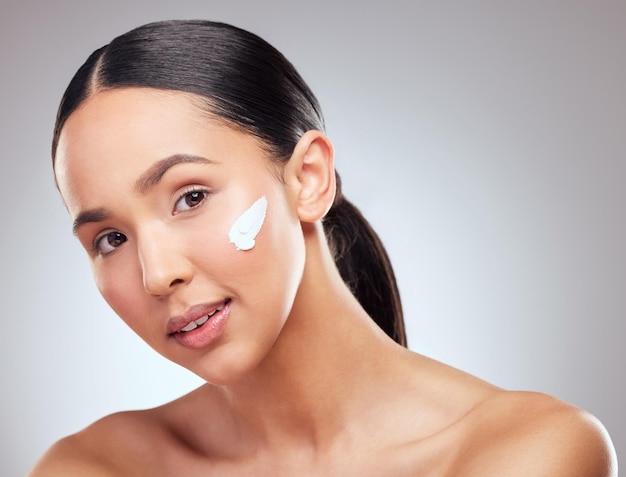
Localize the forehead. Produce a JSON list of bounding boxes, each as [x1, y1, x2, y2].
[[54, 88, 245, 213], [55, 88, 208, 175]]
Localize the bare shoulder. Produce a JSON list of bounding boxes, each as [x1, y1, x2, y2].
[[26, 414, 127, 476], [455, 391, 617, 477], [27, 429, 114, 477], [27, 408, 175, 476], [26, 385, 225, 476]]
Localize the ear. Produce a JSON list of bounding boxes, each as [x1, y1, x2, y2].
[[284, 130, 336, 223]]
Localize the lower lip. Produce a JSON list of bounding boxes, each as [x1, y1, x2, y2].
[[171, 302, 231, 349]]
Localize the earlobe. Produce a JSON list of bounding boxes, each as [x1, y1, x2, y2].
[[285, 130, 335, 223]]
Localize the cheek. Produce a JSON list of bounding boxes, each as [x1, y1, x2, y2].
[[91, 260, 153, 340], [263, 208, 306, 311], [195, 195, 305, 313], [243, 198, 306, 321]]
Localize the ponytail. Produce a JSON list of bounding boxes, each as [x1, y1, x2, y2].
[[323, 173, 407, 347]]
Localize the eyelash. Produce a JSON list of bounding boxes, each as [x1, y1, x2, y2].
[[92, 230, 127, 257], [173, 186, 210, 214]]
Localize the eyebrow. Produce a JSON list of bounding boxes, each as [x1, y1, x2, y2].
[[135, 154, 215, 194], [72, 208, 110, 236], [72, 154, 214, 235]]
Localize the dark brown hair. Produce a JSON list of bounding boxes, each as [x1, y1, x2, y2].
[[52, 19, 406, 346]]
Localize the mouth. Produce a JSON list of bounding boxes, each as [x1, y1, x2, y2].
[[168, 299, 232, 336]]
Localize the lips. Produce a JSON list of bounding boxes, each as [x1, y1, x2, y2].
[[167, 299, 232, 349], [168, 299, 231, 335], [177, 301, 227, 333]]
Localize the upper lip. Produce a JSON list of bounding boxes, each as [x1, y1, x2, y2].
[[167, 299, 230, 335]]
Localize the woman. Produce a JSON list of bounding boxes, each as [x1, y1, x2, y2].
[[30, 20, 616, 476]]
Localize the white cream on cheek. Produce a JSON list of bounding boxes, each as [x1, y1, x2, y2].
[[228, 196, 268, 251]]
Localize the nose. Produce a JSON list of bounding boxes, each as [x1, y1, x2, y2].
[[137, 229, 193, 297]]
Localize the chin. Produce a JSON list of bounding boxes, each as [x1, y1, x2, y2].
[[189, 345, 268, 387]]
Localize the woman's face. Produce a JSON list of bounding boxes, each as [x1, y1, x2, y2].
[[55, 88, 306, 384]]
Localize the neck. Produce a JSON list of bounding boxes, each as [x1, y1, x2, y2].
[[221, 223, 403, 450]]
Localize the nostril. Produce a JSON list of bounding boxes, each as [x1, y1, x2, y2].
[[169, 278, 185, 287]]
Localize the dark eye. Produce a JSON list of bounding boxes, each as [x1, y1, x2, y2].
[[174, 189, 208, 213], [95, 231, 127, 255]]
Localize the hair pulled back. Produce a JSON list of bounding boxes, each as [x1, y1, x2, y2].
[[52, 20, 406, 346]]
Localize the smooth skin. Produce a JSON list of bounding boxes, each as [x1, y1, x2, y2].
[[29, 88, 617, 476]]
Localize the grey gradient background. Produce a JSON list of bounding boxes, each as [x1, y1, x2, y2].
[[1, 1, 624, 474]]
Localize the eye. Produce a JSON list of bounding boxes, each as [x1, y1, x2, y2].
[[174, 187, 209, 214], [94, 231, 127, 256]]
